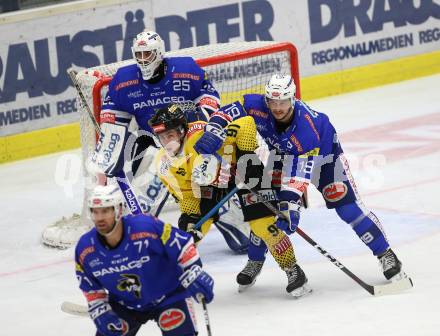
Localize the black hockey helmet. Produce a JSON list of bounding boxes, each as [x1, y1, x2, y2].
[[149, 103, 188, 134]]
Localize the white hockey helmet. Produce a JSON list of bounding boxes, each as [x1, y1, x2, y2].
[[132, 30, 165, 80], [87, 185, 124, 217], [265, 74, 296, 101]]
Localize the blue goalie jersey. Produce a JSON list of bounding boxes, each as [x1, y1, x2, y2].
[[101, 57, 220, 133], [75, 214, 201, 311]]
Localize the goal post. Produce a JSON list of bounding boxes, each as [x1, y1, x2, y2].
[[41, 41, 300, 249]]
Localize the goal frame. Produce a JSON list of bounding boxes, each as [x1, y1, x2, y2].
[[91, 42, 300, 126]]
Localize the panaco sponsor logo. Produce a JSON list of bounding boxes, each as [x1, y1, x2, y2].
[[159, 308, 186, 331], [323, 182, 347, 202]]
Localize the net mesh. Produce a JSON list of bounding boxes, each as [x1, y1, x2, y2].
[[41, 41, 298, 248]]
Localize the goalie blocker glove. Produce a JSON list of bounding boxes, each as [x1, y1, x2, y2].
[[87, 122, 128, 178]]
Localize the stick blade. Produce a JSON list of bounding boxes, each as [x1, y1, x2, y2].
[[61, 301, 88, 317], [373, 276, 414, 296]]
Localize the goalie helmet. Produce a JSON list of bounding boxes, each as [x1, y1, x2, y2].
[[149, 104, 188, 135], [132, 30, 165, 80], [265, 74, 296, 101]]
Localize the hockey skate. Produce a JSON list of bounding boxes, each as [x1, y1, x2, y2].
[[285, 264, 312, 298], [378, 248, 407, 281], [236, 259, 264, 292]]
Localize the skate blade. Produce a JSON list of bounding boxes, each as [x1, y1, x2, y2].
[[288, 284, 313, 298], [238, 279, 257, 293]]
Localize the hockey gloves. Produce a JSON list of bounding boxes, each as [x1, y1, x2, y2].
[[275, 200, 301, 235], [178, 213, 204, 243], [180, 264, 214, 303], [194, 122, 226, 155], [89, 300, 129, 336]]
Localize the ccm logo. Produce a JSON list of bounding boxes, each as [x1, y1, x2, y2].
[[323, 182, 347, 202]]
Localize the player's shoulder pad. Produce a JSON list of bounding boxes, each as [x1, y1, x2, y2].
[[75, 229, 97, 264], [243, 94, 265, 109], [229, 115, 256, 129], [123, 214, 163, 239], [166, 57, 203, 77], [109, 64, 141, 91]]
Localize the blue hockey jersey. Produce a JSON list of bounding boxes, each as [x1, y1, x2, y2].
[[242, 94, 343, 202], [101, 57, 220, 133], [243, 94, 340, 156], [75, 214, 201, 311]]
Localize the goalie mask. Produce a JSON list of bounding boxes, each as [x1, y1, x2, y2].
[[87, 185, 124, 234], [132, 30, 165, 80], [149, 104, 188, 156]]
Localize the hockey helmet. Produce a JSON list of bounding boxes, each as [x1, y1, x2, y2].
[[132, 30, 165, 80], [149, 104, 188, 135], [265, 74, 296, 101], [87, 185, 124, 213]]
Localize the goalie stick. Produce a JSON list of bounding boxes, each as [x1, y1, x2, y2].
[[240, 181, 413, 296]]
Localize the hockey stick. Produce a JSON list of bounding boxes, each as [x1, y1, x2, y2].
[[61, 301, 88, 317], [194, 186, 240, 230], [200, 297, 213, 336], [69, 69, 143, 215], [240, 183, 413, 296]]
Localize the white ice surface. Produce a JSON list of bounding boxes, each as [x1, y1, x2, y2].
[[1, 75, 439, 335]]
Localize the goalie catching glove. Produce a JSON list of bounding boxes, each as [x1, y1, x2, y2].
[[87, 123, 128, 177], [179, 264, 214, 303]]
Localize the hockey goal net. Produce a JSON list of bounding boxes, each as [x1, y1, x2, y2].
[[41, 41, 300, 249]]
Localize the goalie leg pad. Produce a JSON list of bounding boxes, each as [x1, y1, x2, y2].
[[336, 202, 389, 256], [214, 221, 249, 254]]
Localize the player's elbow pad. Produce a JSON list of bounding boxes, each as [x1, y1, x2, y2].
[[87, 122, 128, 177]]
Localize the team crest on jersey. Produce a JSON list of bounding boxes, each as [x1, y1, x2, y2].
[[158, 308, 186, 331], [117, 274, 142, 298], [323, 182, 348, 202]]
